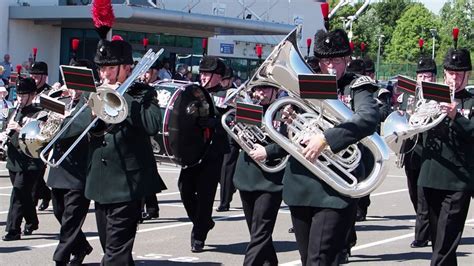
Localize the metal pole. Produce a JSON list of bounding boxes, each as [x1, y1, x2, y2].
[[432, 36, 436, 59], [376, 35, 384, 81]]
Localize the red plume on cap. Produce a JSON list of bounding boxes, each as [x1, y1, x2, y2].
[[32, 47, 38, 62], [256, 44, 263, 58], [142, 37, 149, 48], [111, 35, 123, 41], [321, 3, 330, 31], [360, 42, 366, 52], [418, 38, 424, 53], [349, 41, 355, 52], [72, 39, 80, 52], [92, 0, 115, 39], [321, 3, 329, 19], [306, 38, 312, 47], [16, 65, 22, 73], [452, 27, 459, 49]]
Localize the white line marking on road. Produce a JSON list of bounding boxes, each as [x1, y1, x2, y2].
[[31, 212, 246, 249], [0, 186, 12, 189], [281, 218, 474, 265], [0, 193, 11, 196], [371, 188, 408, 197], [156, 192, 181, 197], [387, 174, 406, 178]]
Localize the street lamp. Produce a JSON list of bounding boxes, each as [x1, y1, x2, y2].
[[376, 34, 385, 81], [430, 29, 437, 59]]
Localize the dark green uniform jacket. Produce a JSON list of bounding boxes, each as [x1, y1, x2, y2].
[[6, 105, 45, 172], [233, 116, 287, 192], [73, 83, 167, 204], [418, 89, 474, 191], [282, 73, 380, 209], [206, 84, 231, 155], [46, 97, 89, 190]]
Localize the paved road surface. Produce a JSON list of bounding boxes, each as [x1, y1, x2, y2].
[[0, 159, 473, 265]]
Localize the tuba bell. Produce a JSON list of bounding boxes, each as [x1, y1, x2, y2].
[[254, 28, 389, 198]]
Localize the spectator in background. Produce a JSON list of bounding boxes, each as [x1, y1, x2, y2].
[[158, 60, 172, 80], [234, 76, 242, 87], [184, 71, 193, 82], [173, 65, 187, 81], [0, 54, 13, 85]]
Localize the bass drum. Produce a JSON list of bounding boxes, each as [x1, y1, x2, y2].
[[151, 80, 216, 168]]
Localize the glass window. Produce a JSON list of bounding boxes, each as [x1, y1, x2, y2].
[[175, 36, 193, 48], [160, 35, 176, 46]]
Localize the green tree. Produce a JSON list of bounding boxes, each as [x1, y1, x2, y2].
[[437, 0, 474, 65], [351, 8, 382, 60], [372, 0, 414, 55], [385, 3, 441, 63]]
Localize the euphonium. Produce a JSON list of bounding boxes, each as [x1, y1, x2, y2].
[[221, 107, 288, 173], [254, 28, 389, 198]]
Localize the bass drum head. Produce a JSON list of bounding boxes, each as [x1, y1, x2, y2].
[[165, 84, 215, 167]]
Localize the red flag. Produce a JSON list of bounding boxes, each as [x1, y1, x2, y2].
[[72, 39, 80, 51], [255, 44, 263, 58]]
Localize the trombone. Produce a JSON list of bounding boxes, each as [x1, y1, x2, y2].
[[40, 48, 164, 168]]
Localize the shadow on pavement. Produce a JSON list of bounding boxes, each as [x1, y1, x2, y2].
[[84, 261, 223, 265], [208, 240, 297, 255], [351, 251, 471, 263], [0, 246, 32, 253]]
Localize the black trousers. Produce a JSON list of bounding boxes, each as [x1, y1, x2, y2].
[[290, 203, 356, 266], [32, 167, 51, 204], [6, 170, 41, 234], [51, 188, 91, 262], [178, 153, 223, 242], [95, 200, 141, 266], [142, 194, 159, 214], [423, 188, 470, 266], [405, 158, 430, 242], [357, 195, 370, 215], [218, 140, 239, 208], [240, 191, 282, 266]]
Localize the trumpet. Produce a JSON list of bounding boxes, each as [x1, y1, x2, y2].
[[37, 48, 164, 167]]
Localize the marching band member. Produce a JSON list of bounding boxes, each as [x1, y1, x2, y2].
[[46, 59, 95, 266], [66, 1, 167, 264], [29, 61, 53, 211], [418, 32, 473, 265], [178, 56, 230, 252], [217, 66, 239, 212], [283, 27, 380, 265], [404, 49, 437, 248], [2, 77, 45, 241], [233, 85, 286, 265]]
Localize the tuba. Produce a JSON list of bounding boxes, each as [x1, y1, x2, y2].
[[255, 28, 389, 198], [37, 48, 164, 167]]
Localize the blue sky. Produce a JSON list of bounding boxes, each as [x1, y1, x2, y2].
[[416, 0, 447, 14]]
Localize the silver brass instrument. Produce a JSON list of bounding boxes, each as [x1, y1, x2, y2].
[[254, 28, 389, 198], [18, 87, 75, 158], [383, 87, 447, 162], [0, 106, 20, 157], [221, 108, 288, 173], [38, 48, 164, 167]]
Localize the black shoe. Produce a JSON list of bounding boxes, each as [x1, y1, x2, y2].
[[23, 225, 39, 236], [55, 261, 68, 266], [38, 199, 50, 211], [338, 249, 350, 264], [288, 227, 294, 233], [2, 232, 21, 241], [69, 245, 93, 265], [410, 240, 429, 248], [355, 210, 366, 222], [216, 205, 229, 212], [191, 240, 204, 253]]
